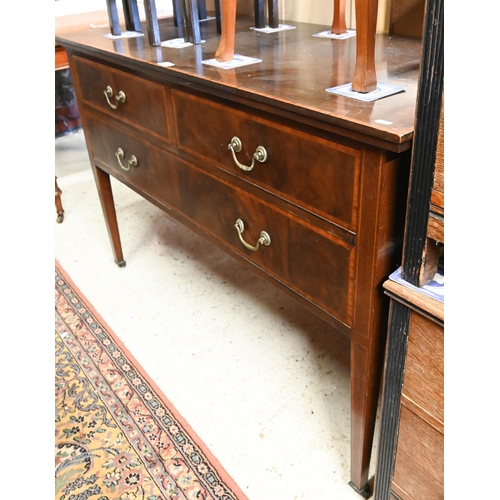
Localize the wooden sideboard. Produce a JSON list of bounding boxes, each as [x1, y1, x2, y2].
[[56, 15, 421, 496]]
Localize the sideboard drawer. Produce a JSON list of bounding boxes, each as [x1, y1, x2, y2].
[[85, 113, 181, 208], [73, 56, 169, 141], [172, 89, 361, 233], [177, 159, 355, 327]]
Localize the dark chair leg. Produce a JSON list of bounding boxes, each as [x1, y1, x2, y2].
[[144, 0, 161, 46], [214, 0, 222, 33], [254, 0, 265, 28], [105, 0, 121, 36], [268, 0, 279, 28], [172, 0, 183, 26], [123, 0, 142, 32], [197, 0, 207, 20]]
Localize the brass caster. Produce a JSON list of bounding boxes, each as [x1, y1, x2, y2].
[[56, 213, 64, 224]]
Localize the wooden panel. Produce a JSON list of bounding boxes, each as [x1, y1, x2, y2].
[[73, 56, 170, 141], [392, 406, 444, 500], [172, 89, 361, 233], [427, 213, 444, 244], [390, 0, 425, 38], [402, 310, 444, 426]]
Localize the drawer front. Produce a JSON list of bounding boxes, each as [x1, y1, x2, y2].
[[172, 89, 361, 232], [73, 56, 169, 140], [85, 113, 181, 208], [392, 406, 444, 500], [175, 159, 355, 327], [402, 311, 444, 425]]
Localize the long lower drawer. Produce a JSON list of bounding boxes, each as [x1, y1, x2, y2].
[[86, 113, 355, 327]]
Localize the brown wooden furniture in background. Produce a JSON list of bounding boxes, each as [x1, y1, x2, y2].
[[377, 279, 444, 500], [56, 15, 422, 496], [374, 0, 444, 498], [390, 0, 426, 38]]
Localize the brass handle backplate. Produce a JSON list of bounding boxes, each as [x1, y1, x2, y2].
[[234, 218, 271, 251], [115, 148, 138, 171], [104, 85, 126, 109], [228, 137, 267, 172]]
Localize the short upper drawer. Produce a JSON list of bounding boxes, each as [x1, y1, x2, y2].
[[172, 89, 361, 232], [402, 311, 444, 427], [85, 112, 181, 208], [72, 56, 169, 141]]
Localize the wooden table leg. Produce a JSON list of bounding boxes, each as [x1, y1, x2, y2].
[[349, 336, 385, 497], [55, 177, 64, 224], [352, 0, 378, 93], [215, 0, 237, 61], [92, 166, 126, 267], [332, 0, 347, 34]]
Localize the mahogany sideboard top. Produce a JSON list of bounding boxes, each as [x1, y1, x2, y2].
[[56, 14, 421, 150], [56, 15, 422, 497]]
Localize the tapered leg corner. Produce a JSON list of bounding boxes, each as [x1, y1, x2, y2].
[[348, 479, 372, 498]]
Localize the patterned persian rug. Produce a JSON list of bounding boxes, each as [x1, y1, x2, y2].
[[55, 262, 247, 500]]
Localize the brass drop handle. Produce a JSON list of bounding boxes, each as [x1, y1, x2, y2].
[[104, 85, 126, 109], [234, 218, 271, 251], [115, 148, 138, 171], [228, 137, 267, 171]]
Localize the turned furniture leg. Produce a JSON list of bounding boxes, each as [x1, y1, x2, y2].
[[92, 166, 126, 267], [349, 335, 385, 497], [215, 0, 237, 61], [55, 177, 64, 224], [352, 0, 378, 93], [331, 0, 347, 34]]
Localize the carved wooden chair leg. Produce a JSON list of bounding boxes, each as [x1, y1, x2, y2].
[[55, 177, 64, 224], [352, 0, 378, 92], [331, 0, 347, 34], [215, 0, 237, 61]]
